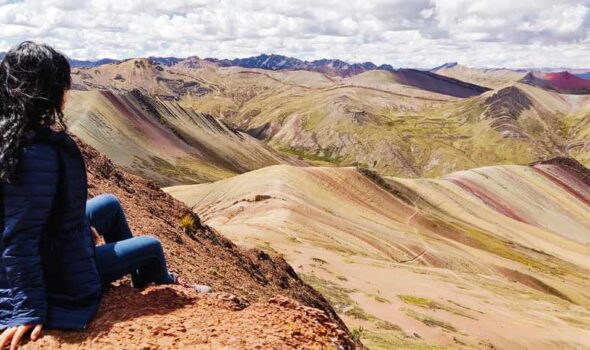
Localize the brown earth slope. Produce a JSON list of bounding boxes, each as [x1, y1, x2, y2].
[[21, 138, 356, 350]]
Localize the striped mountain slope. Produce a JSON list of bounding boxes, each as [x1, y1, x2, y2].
[[165, 159, 590, 350]]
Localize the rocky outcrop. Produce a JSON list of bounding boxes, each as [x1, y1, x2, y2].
[[483, 86, 533, 138]]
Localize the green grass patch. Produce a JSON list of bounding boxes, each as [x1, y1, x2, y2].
[[256, 241, 279, 254], [311, 257, 328, 265], [400, 295, 438, 309], [375, 320, 402, 331], [346, 306, 377, 321], [404, 308, 457, 332], [363, 330, 459, 350], [399, 295, 476, 319], [373, 294, 391, 304], [278, 147, 343, 166], [350, 326, 366, 342], [300, 273, 356, 312]]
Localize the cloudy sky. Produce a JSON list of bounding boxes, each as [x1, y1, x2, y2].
[[1, 0, 589, 68]]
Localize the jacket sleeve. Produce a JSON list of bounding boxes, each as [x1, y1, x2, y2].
[[1, 144, 59, 326]]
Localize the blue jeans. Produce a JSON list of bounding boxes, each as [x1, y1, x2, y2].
[[86, 194, 175, 288]]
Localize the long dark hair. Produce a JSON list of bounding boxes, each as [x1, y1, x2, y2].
[[0, 41, 71, 182]]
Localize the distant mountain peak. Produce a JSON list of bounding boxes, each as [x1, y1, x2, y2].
[[175, 56, 214, 69], [204, 54, 393, 77], [208, 54, 305, 71], [520, 70, 590, 94], [431, 62, 459, 71], [545, 71, 577, 80], [146, 56, 183, 66]]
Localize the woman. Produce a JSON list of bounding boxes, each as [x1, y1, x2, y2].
[[0, 41, 209, 349]]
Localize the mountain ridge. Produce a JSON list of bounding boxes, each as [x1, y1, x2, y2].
[[3, 49, 590, 77], [68, 57, 590, 182], [205, 54, 394, 77]]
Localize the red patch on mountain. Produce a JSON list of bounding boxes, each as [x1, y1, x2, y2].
[[544, 72, 590, 92]]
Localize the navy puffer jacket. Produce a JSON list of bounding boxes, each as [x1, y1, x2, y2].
[[0, 128, 102, 330]]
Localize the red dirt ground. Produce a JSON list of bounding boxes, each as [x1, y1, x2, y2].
[[24, 285, 348, 349]]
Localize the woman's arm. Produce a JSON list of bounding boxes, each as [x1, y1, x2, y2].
[[1, 144, 59, 327]]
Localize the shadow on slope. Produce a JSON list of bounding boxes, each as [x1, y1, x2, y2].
[[391, 69, 490, 98]]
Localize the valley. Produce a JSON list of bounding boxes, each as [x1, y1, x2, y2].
[[64, 55, 590, 349]]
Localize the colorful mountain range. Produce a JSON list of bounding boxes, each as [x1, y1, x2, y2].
[[52, 52, 590, 349]]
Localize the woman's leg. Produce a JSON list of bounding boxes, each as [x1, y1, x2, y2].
[[95, 236, 175, 288], [86, 194, 174, 288], [86, 193, 133, 243]]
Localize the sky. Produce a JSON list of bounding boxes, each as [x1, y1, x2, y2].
[[0, 0, 589, 68]]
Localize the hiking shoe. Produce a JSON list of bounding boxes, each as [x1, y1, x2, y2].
[[191, 284, 212, 293], [172, 273, 212, 294]]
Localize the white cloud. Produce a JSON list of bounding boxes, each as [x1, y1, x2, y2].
[[426, 0, 590, 44], [0, 0, 588, 68]]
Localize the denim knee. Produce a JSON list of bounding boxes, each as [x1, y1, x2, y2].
[[96, 193, 122, 211], [136, 236, 165, 257]]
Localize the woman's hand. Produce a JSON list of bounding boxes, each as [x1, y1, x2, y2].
[[0, 324, 43, 350], [91, 226, 101, 246]]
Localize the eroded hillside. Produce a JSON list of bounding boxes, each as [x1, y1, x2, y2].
[[64, 89, 289, 186], [166, 159, 590, 350], [69, 58, 590, 182]]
